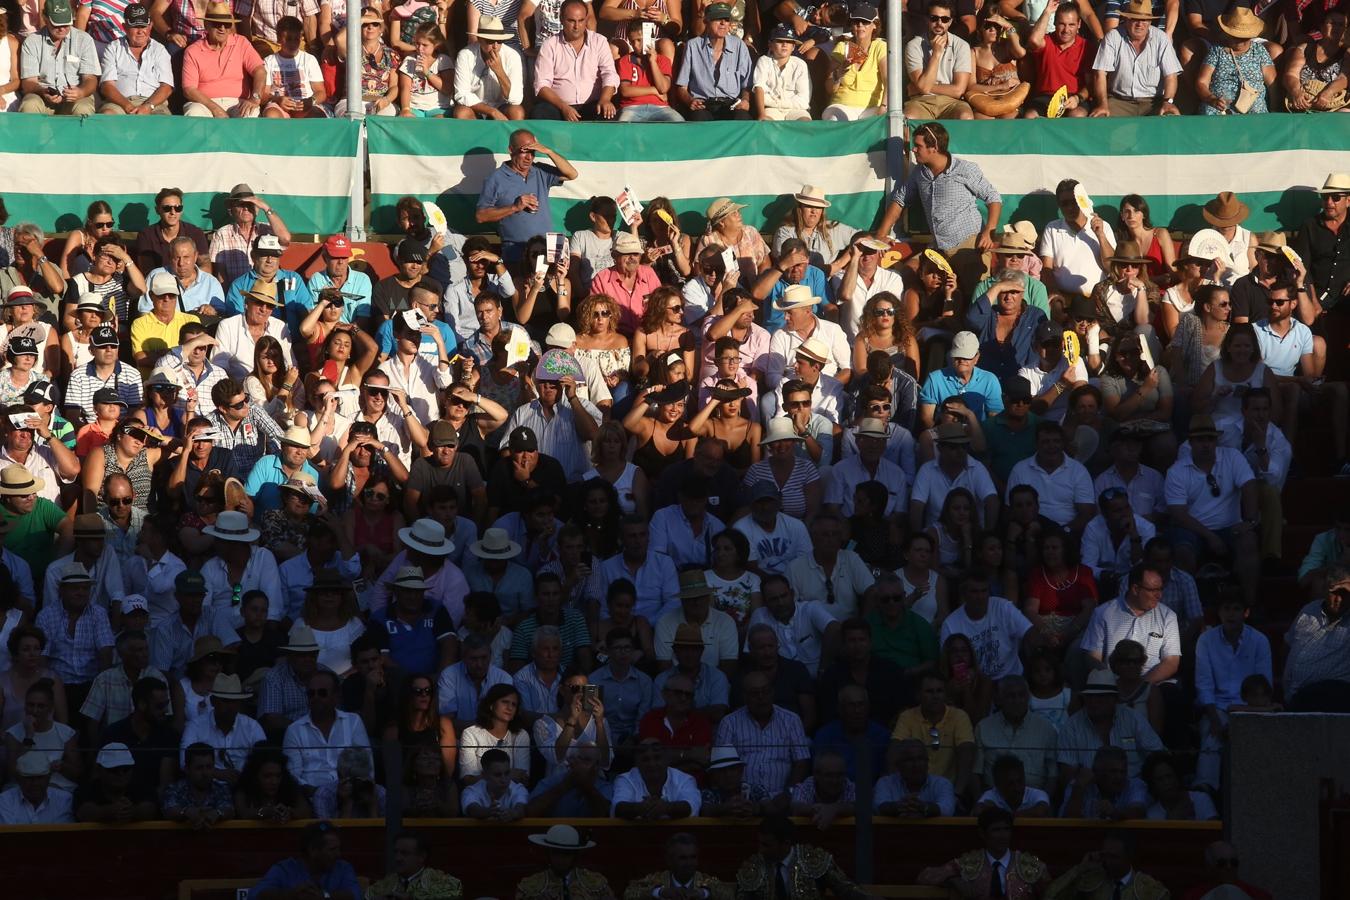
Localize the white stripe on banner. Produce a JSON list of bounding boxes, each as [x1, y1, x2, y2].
[[369, 151, 889, 201], [0, 152, 351, 198], [960, 148, 1341, 197]]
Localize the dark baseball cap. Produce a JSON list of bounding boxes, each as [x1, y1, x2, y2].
[[23, 381, 57, 405], [7, 336, 38, 357], [396, 239, 428, 263], [175, 569, 207, 594], [1034, 320, 1061, 345], [92, 388, 128, 407], [91, 325, 120, 348], [124, 2, 150, 26], [704, 2, 733, 19], [508, 426, 538, 452]]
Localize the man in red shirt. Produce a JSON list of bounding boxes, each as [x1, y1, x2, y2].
[[617, 18, 684, 123], [591, 233, 662, 335], [638, 669, 713, 781], [1024, 0, 1093, 118]]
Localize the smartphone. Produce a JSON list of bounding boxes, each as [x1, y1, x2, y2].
[[581, 684, 599, 705]]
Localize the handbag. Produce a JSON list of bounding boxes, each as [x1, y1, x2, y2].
[[1286, 77, 1349, 112], [1228, 48, 1260, 114], [966, 81, 1030, 117]]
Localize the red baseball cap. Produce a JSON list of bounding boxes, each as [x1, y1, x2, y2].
[[323, 234, 362, 258]]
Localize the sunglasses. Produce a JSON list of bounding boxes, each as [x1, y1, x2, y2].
[[930, 14, 951, 22], [1205, 473, 1221, 497], [160, 204, 183, 213], [874, 307, 896, 316], [1327, 193, 1349, 201], [411, 685, 433, 696], [92, 220, 114, 230], [868, 402, 893, 411], [594, 309, 612, 317], [106, 497, 134, 507], [785, 400, 812, 409], [928, 726, 941, 750], [226, 399, 248, 410], [307, 688, 331, 698]]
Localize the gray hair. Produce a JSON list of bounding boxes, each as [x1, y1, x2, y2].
[[533, 625, 562, 650], [746, 623, 778, 646], [15, 223, 45, 244], [169, 235, 198, 254], [336, 747, 373, 779]]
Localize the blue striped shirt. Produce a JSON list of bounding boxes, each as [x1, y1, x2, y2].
[[713, 705, 810, 796]]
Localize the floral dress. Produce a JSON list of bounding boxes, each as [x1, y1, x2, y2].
[[705, 568, 760, 628], [1203, 42, 1272, 115], [360, 45, 397, 101]]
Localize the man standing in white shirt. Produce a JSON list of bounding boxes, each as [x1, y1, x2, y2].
[[282, 669, 372, 792]]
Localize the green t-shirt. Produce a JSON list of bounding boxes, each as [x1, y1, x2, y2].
[[982, 412, 1042, 484], [866, 609, 939, 671], [2, 496, 66, 579]]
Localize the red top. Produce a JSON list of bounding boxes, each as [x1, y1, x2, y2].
[[1025, 564, 1099, 616], [638, 707, 713, 748], [1031, 35, 1093, 96], [617, 52, 673, 108]]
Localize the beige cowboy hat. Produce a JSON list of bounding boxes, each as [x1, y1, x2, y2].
[[209, 672, 252, 701], [994, 221, 1038, 254], [793, 185, 831, 208], [0, 463, 43, 496], [1255, 231, 1288, 254], [279, 425, 312, 448], [1201, 192, 1250, 228], [1117, 0, 1155, 19], [1318, 173, 1350, 194], [243, 280, 281, 308], [1218, 6, 1263, 39], [202, 0, 236, 23]]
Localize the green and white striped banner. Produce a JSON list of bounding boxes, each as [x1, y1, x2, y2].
[[932, 114, 1338, 234], [0, 117, 359, 235], [367, 117, 889, 236]]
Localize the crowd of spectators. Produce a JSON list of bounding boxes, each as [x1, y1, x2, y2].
[[5, 0, 1345, 119], [0, 106, 1339, 900]]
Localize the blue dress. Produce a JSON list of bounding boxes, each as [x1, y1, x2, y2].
[[1203, 43, 1272, 115]]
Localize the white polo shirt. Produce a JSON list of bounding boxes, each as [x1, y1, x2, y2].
[[910, 457, 998, 529], [824, 454, 909, 517], [1006, 454, 1095, 526], [1094, 464, 1167, 518], [1163, 446, 1255, 531], [1037, 218, 1116, 296]]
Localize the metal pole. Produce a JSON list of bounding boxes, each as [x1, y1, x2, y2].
[[885, 0, 905, 198], [346, 5, 367, 240], [852, 733, 875, 885]]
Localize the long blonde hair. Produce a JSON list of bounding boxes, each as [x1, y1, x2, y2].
[[575, 293, 620, 336]]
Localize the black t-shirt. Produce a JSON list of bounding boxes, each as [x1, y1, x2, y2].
[[815, 657, 911, 728], [372, 276, 417, 321], [1184, 0, 1230, 27], [233, 628, 284, 683], [653, 459, 742, 518], [486, 454, 570, 511], [73, 778, 157, 815], [406, 453, 485, 509], [132, 222, 210, 272], [1230, 272, 1272, 323]]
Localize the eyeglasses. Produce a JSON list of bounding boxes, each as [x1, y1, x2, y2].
[[1327, 193, 1349, 201], [594, 309, 611, 317], [717, 355, 740, 363], [306, 688, 331, 698], [873, 307, 896, 317], [106, 497, 134, 507], [92, 220, 114, 230], [411, 685, 432, 696], [1205, 473, 1221, 497], [930, 14, 951, 22]]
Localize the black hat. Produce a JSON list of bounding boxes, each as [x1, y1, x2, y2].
[[23, 381, 57, 404], [91, 325, 120, 348], [1002, 375, 1032, 402], [124, 2, 150, 26], [92, 388, 128, 407], [6, 336, 38, 357], [508, 426, 538, 452], [396, 239, 428, 264], [1034, 320, 1060, 345]]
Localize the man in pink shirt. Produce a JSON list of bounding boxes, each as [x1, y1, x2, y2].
[[181, 1, 265, 118], [532, 0, 618, 121], [592, 233, 662, 336]]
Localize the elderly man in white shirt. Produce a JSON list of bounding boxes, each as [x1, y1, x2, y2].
[[212, 282, 296, 379], [764, 286, 852, 389], [753, 23, 811, 121], [1006, 420, 1095, 533], [1165, 413, 1259, 606], [0, 753, 74, 825], [452, 16, 525, 120], [611, 738, 702, 818], [97, 4, 174, 114], [282, 670, 373, 790]]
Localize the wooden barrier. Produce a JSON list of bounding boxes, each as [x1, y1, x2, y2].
[[2, 817, 1220, 900]]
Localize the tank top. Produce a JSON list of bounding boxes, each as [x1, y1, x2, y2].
[[897, 567, 938, 623], [103, 443, 153, 510], [1212, 361, 1266, 430], [633, 433, 684, 481], [932, 524, 962, 567], [611, 463, 639, 514]]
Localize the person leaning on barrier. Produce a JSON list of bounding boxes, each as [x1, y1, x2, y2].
[[625, 833, 733, 900], [918, 807, 1050, 899]]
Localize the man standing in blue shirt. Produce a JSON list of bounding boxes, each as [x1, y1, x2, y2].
[[476, 129, 579, 264], [917, 331, 1004, 427]]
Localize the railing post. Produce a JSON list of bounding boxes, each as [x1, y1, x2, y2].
[[346, 6, 368, 241], [885, 0, 906, 200]]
